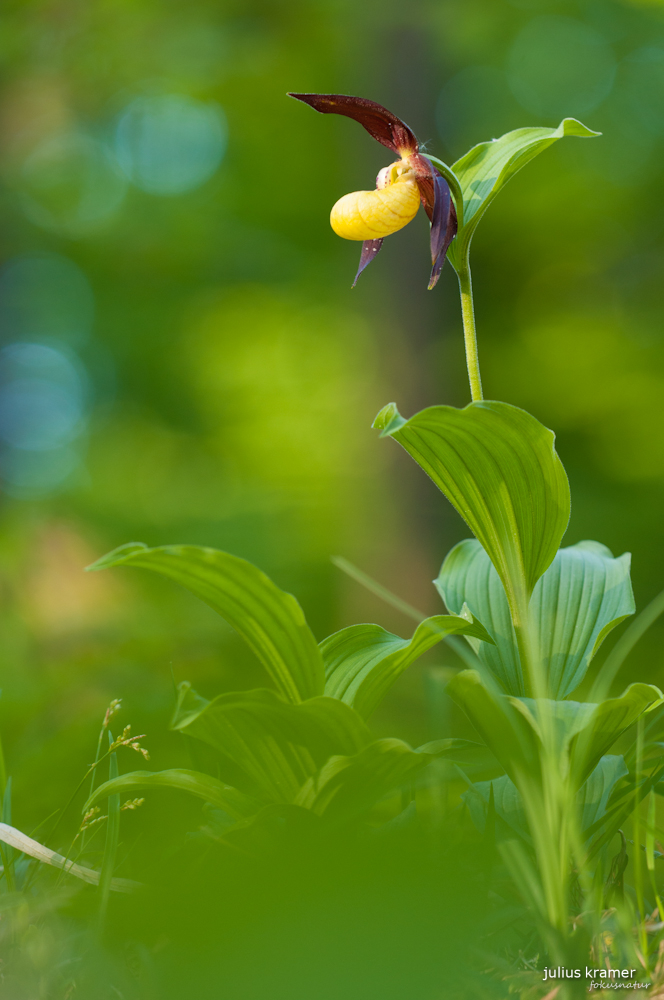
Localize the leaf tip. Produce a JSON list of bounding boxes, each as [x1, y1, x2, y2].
[[372, 402, 406, 437], [557, 118, 602, 138], [86, 542, 148, 572]]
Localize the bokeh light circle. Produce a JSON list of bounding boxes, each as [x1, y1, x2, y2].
[[0, 254, 94, 348], [0, 343, 86, 450], [20, 133, 127, 235], [437, 66, 518, 152], [0, 379, 82, 451], [508, 16, 616, 120], [621, 48, 664, 135], [0, 445, 80, 497], [114, 94, 227, 195]]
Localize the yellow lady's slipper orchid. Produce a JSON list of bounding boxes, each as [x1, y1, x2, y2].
[[330, 162, 420, 240], [289, 93, 457, 288]]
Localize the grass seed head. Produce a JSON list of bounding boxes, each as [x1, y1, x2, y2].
[[121, 798, 145, 811], [103, 698, 122, 728]]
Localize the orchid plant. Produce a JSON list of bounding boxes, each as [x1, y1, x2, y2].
[[289, 93, 598, 404], [9, 93, 664, 996]]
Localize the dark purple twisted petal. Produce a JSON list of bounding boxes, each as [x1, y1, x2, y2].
[[288, 93, 418, 155], [352, 239, 384, 287], [428, 202, 457, 289], [425, 163, 457, 289]]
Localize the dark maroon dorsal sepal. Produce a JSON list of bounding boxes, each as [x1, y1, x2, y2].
[[288, 94, 418, 155]]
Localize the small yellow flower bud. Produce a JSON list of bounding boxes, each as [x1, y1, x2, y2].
[[330, 163, 420, 241]]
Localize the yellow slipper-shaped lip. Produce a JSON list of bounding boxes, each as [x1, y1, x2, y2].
[[330, 176, 420, 241]]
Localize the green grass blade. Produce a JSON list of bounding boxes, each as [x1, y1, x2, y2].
[[590, 587, 664, 700], [0, 778, 15, 892], [330, 556, 481, 669], [98, 735, 120, 929]]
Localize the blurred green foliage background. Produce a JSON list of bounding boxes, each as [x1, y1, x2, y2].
[[2, 0, 664, 836]]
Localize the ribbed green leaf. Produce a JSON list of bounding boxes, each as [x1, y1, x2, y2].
[[436, 540, 520, 694], [464, 755, 627, 842], [87, 543, 324, 703], [512, 685, 662, 785], [321, 614, 494, 718], [514, 686, 662, 783], [577, 755, 628, 833], [511, 696, 596, 750], [443, 118, 599, 270], [374, 401, 570, 626], [570, 683, 663, 784], [446, 670, 539, 782], [416, 738, 490, 765], [463, 774, 528, 841], [535, 542, 634, 698], [448, 668, 661, 789], [84, 769, 260, 820], [172, 684, 372, 803], [436, 539, 634, 698], [294, 738, 445, 823]]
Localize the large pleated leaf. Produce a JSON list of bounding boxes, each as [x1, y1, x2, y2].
[[512, 685, 661, 785], [87, 543, 324, 703], [463, 755, 627, 842], [436, 538, 634, 698], [446, 670, 539, 782], [321, 613, 494, 718], [569, 683, 663, 784], [534, 541, 634, 698], [83, 769, 260, 820], [435, 539, 521, 694], [516, 686, 658, 778], [416, 737, 491, 766], [172, 684, 372, 803], [577, 755, 628, 833], [374, 401, 570, 624], [448, 670, 661, 789], [444, 118, 599, 270], [294, 738, 445, 823], [463, 774, 528, 841]]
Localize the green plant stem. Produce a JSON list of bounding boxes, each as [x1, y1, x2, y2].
[[634, 717, 649, 966], [509, 583, 541, 699], [98, 735, 120, 934], [45, 744, 118, 846], [0, 778, 16, 893], [646, 791, 664, 922], [0, 713, 12, 892], [0, 733, 6, 803], [456, 255, 483, 402], [82, 714, 113, 852]]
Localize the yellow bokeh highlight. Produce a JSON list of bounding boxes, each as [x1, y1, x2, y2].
[[488, 312, 664, 483], [178, 285, 387, 555]]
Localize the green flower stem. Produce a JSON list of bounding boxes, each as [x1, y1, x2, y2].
[[456, 254, 483, 402]]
